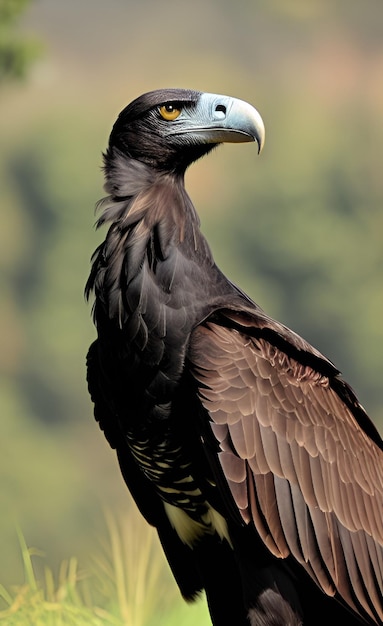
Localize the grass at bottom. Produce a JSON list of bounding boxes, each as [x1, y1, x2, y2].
[[0, 513, 211, 626]]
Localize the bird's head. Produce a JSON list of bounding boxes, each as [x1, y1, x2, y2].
[[108, 88, 265, 175]]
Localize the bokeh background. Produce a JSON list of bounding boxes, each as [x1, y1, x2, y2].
[[1, 0, 383, 622]]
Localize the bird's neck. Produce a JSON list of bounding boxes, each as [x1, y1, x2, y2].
[[98, 148, 199, 236], [88, 151, 217, 327]]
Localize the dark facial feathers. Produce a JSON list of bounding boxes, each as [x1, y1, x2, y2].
[[109, 89, 204, 171]]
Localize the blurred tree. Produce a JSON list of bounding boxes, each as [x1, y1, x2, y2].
[[0, 0, 40, 82]]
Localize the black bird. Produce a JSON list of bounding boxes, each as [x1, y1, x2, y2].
[[86, 88, 383, 625]]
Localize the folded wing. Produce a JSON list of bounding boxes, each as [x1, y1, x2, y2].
[[189, 309, 383, 624]]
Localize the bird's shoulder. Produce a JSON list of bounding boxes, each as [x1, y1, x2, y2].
[[189, 304, 383, 450]]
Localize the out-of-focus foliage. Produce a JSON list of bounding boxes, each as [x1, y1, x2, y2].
[[1, 0, 383, 621], [0, 513, 211, 624], [0, 0, 41, 83]]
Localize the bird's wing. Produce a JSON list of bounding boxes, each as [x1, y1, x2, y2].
[[189, 309, 383, 624]]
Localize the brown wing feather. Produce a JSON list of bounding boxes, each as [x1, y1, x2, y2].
[[189, 314, 383, 623]]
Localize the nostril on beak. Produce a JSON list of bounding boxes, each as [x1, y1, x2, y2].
[[214, 104, 227, 120]]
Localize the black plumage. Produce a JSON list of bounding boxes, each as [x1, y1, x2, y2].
[[86, 88, 383, 625]]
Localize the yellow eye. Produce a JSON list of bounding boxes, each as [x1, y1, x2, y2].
[[159, 104, 182, 121]]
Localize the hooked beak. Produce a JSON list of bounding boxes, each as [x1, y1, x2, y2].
[[169, 92, 265, 154]]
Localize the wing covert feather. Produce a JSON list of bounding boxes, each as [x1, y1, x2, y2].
[[189, 316, 383, 623]]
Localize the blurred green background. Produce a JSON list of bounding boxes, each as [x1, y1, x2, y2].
[[1, 0, 383, 621]]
